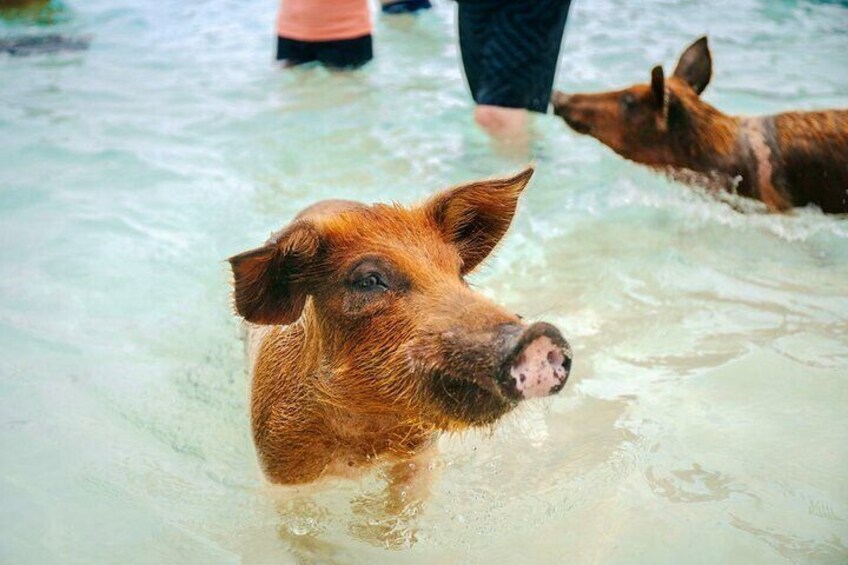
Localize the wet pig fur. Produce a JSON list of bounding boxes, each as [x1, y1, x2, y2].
[[553, 36, 848, 213], [228, 167, 572, 485]]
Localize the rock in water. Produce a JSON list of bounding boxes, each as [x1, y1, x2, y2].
[[0, 34, 89, 56]]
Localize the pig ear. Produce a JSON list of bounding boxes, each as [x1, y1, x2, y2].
[[426, 166, 534, 274], [673, 36, 712, 94], [651, 65, 665, 108], [228, 221, 321, 325]]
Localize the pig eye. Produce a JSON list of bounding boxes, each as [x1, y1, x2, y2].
[[620, 93, 637, 113], [354, 273, 388, 292]]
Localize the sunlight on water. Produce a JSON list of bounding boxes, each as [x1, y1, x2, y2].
[[1, 0, 847, 563]]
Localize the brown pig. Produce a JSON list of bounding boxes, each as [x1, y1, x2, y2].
[[228, 167, 572, 486], [552, 36, 848, 213]]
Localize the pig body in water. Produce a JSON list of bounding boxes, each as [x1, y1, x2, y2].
[[553, 37, 848, 214], [228, 167, 572, 485]]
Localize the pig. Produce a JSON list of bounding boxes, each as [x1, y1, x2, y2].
[[228, 167, 572, 486], [552, 36, 848, 213]]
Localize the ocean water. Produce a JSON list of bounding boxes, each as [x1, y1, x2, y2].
[[1, 0, 847, 563]]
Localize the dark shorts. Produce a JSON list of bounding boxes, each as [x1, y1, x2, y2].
[[458, 0, 572, 113], [275, 34, 373, 69]]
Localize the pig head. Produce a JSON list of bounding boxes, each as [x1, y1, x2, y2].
[[228, 167, 572, 484], [552, 36, 719, 169]]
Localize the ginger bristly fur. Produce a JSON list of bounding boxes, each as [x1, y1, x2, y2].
[[553, 36, 848, 213], [230, 168, 548, 485]]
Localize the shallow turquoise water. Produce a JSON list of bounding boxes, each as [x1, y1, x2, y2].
[[1, 1, 847, 563]]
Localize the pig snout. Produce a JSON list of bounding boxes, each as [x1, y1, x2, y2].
[[551, 91, 575, 121], [498, 322, 571, 400], [551, 90, 572, 112], [551, 91, 592, 135]]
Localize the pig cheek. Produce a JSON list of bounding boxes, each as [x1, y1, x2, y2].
[[594, 115, 625, 152], [583, 104, 619, 147], [341, 291, 391, 318], [628, 115, 666, 159], [401, 337, 466, 400], [400, 336, 443, 379]]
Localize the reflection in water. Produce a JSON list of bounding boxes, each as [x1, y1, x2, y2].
[[268, 395, 635, 560], [348, 491, 421, 550], [272, 473, 424, 560]]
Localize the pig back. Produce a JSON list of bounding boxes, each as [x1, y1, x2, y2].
[[775, 110, 848, 213]]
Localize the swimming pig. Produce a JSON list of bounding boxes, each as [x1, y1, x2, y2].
[[228, 167, 572, 485], [552, 36, 848, 213]]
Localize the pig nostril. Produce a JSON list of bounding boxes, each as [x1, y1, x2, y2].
[[507, 334, 571, 400]]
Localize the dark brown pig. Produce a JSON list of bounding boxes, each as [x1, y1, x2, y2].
[[552, 37, 848, 213], [228, 167, 572, 486]]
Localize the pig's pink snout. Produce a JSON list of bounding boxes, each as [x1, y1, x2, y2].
[[551, 90, 573, 112], [500, 322, 571, 400]]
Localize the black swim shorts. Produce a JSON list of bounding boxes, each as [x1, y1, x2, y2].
[[458, 0, 572, 113], [275, 34, 373, 69]]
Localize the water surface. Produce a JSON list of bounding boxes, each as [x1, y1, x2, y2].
[[1, 0, 847, 563]]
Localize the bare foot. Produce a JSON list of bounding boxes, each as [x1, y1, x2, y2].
[[474, 105, 530, 142]]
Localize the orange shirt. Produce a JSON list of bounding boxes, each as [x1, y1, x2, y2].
[[277, 0, 372, 42]]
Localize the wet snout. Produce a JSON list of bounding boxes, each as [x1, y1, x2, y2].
[[498, 322, 572, 400], [551, 90, 572, 112], [551, 90, 592, 135]]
